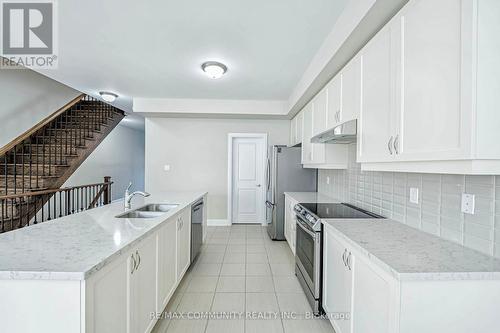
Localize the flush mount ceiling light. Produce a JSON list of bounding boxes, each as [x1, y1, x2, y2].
[[99, 91, 118, 102], [201, 61, 227, 79]]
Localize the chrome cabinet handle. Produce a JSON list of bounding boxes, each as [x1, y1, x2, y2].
[[342, 249, 347, 267], [335, 110, 340, 123], [347, 252, 352, 271], [136, 250, 141, 269], [394, 134, 399, 154], [131, 254, 136, 274], [388, 136, 393, 155], [256, 184, 261, 187]]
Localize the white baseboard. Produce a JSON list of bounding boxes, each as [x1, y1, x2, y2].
[[207, 219, 230, 226]]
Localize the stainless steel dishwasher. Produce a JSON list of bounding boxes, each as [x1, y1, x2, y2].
[[191, 198, 203, 263]]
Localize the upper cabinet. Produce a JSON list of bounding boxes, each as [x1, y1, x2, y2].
[[340, 55, 362, 124], [312, 87, 328, 137], [326, 75, 342, 129], [289, 111, 304, 147], [358, 0, 500, 174], [358, 24, 395, 163]]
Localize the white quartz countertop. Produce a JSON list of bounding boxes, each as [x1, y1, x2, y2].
[[324, 218, 500, 281], [284, 192, 500, 281], [0, 191, 206, 281], [284, 192, 339, 203]]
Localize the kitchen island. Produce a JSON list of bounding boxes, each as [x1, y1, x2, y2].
[[0, 191, 207, 333]]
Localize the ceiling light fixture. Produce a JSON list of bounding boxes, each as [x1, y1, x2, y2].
[[99, 91, 118, 102], [201, 61, 227, 79]]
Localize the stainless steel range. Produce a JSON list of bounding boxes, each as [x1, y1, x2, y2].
[[293, 202, 384, 315]]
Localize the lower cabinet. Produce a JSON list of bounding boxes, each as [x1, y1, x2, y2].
[[323, 227, 354, 333], [129, 234, 157, 333], [157, 218, 178, 313], [176, 208, 191, 281], [284, 195, 297, 255], [85, 206, 194, 333], [323, 224, 395, 333]]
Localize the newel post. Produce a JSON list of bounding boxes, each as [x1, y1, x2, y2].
[[103, 176, 111, 204]]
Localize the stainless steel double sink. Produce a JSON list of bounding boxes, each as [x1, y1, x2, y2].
[[116, 204, 179, 219]]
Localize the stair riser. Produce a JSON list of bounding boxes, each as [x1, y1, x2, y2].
[[6, 154, 76, 165], [0, 177, 49, 190], [0, 165, 66, 176], [20, 145, 83, 155]]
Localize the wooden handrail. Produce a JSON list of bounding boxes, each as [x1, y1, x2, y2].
[[0, 180, 113, 200], [0, 93, 85, 156]]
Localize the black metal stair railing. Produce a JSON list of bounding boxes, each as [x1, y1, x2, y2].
[[0, 176, 113, 233]]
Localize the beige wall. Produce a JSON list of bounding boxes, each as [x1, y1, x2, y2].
[[145, 117, 289, 220], [0, 68, 81, 148]]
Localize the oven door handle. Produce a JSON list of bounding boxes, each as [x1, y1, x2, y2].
[[296, 217, 317, 237]]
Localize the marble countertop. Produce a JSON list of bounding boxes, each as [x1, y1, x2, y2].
[[0, 191, 206, 281], [284, 192, 340, 203], [324, 218, 500, 281]]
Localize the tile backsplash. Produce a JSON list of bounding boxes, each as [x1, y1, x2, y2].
[[318, 144, 500, 258]]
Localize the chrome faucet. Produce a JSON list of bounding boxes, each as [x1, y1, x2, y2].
[[124, 182, 150, 210]]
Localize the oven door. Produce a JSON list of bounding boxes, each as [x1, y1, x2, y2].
[[295, 216, 321, 299]]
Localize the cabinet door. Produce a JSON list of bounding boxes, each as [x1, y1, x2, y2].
[[290, 117, 296, 147], [130, 235, 157, 333], [323, 227, 353, 333], [312, 88, 328, 136], [86, 257, 128, 333], [177, 209, 191, 281], [301, 103, 313, 164], [341, 55, 362, 123], [326, 75, 342, 128], [284, 197, 291, 243], [358, 25, 395, 163], [157, 219, 177, 313], [296, 111, 303, 145], [352, 255, 393, 333], [397, 0, 464, 160]]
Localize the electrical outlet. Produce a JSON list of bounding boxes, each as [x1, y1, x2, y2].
[[409, 187, 419, 204], [163, 164, 171, 172], [461, 193, 475, 214], [326, 176, 330, 185]]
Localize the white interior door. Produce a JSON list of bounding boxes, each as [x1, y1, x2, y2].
[[232, 136, 265, 224]]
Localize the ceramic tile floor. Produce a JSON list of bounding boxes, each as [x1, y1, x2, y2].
[[152, 225, 335, 333]]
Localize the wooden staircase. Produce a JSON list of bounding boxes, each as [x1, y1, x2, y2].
[[0, 94, 125, 232]]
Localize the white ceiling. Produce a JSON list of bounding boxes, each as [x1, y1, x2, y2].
[[38, 0, 348, 112]]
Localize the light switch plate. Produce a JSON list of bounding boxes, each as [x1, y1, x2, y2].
[[409, 187, 419, 204], [326, 176, 330, 185], [461, 193, 475, 214]]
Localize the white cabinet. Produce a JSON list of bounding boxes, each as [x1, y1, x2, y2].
[[340, 55, 362, 123], [157, 218, 177, 313], [323, 226, 354, 333], [312, 87, 328, 136], [358, 24, 396, 163], [302, 100, 348, 169], [358, 0, 500, 174], [129, 234, 157, 333], [289, 111, 304, 147], [301, 103, 313, 165], [85, 255, 129, 333], [176, 208, 191, 281], [284, 195, 297, 255], [323, 225, 397, 333], [326, 75, 341, 129], [397, 0, 463, 160], [352, 254, 393, 333]]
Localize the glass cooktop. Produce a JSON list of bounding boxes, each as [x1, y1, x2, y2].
[[299, 203, 384, 219]]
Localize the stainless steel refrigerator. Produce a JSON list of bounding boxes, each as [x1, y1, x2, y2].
[[266, 145, 317, 240]]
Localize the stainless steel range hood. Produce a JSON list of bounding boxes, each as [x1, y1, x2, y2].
[[310, 119, 357, 144]]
